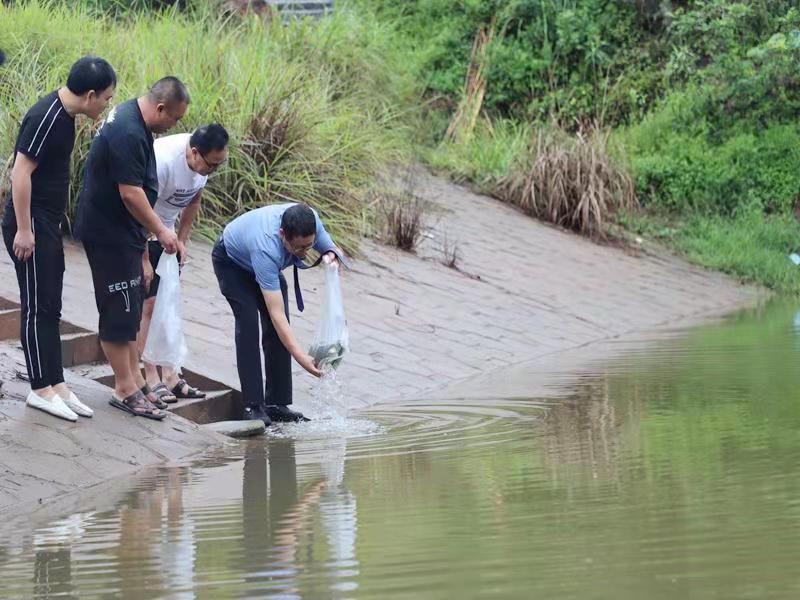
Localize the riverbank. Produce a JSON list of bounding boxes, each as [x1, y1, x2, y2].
[[0, 171, 766, 515]]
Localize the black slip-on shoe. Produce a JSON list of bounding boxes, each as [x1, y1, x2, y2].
[[243, 405, 272, 426], [265, 405, 310, 423]]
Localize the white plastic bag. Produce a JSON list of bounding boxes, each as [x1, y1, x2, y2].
[[309, 262, 349, 369], [143, 252, 188, 370]]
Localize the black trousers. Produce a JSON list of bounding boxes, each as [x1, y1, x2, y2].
[[2, 217, 65, 389], [212, 238, 292, 408]]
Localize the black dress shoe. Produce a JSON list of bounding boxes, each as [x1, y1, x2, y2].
[[243, 405, 272, 425], [265, 405, 310, 422]]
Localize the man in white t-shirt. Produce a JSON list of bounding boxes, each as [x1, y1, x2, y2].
[[137, 124, 229, 406]]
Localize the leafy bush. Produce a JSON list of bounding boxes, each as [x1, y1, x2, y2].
[[620, 86, 800, 217], [358, 0, 654, 128]]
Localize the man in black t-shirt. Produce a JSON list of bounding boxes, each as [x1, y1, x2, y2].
[[74, 77, 189, 420], [2, 56, 116, 422]]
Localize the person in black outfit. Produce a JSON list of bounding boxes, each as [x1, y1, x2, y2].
[[2, 56, 116, 422], [74, 77, 189, 421]]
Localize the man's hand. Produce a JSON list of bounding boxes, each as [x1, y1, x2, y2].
[[296, 353, 322, 378], [13, 229, 35, 262], [142, 257, 154, 293], [177, 239, 188, 267], [322, 251, 339, 267], [157, 227, 178, 254]]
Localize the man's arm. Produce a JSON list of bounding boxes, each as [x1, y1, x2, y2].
[[119, 184, 178, 253], [9, 153, 37, 261], [175, 190, 202, 266], [177, 191, 201, 242], [262, 289, 321, 377]]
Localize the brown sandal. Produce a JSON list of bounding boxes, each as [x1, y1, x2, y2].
[[151, 382, 178, 404], [171, 379, 206, 399], [141, 385, 169, 410], [109, 391, 166, 420]]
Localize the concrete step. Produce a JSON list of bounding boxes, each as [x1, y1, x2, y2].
[[168, 367, 234, 393], [0, 307, 20, 341], [168, 389, 243, 424], [68, 361, 113, 383], [0, 295, 88, 343], [60, 331, 104, 368], [202, 419, 265, 438], [60, 321, 90, 336], [67, 362, 244, 425], [0, 297, 18, 311]]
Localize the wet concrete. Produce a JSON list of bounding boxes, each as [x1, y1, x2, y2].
[[0, 345, 225, 515]]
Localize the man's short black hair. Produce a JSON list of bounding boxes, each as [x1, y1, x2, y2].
[[281, 204, 317, 240], [149, 76, 191, 106], [66, 56, 116, 95], [190, 123, 229, 155], [0, 50, 6, 67]]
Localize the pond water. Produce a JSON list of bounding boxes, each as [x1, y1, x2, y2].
[[1, 301, 800, 599]]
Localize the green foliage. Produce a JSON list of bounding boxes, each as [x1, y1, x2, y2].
[[423, 118, 530, 187], [675, 211, 800, 294], [358, 0, 654, 127], [0, 1, 419, 252], [621, 114, 800, 216], [621, 209, 800, 293]]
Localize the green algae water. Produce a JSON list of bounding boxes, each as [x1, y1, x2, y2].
[[1, 300, 800, 599]]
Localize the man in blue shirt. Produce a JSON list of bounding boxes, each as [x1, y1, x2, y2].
[[212, 203, 344, 424]]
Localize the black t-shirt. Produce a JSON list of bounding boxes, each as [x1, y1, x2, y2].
[[74, 99, 158, 250], [2, 91, 76, 227]]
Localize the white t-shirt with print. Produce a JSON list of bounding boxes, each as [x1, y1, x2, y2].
[[153, 133, 208, 230]]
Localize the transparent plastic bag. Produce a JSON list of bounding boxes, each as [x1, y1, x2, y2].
[[143, 252, 188, 370], [309, 262, 349, 369]]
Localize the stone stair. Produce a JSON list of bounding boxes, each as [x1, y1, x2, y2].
[[0, 293, 240, 424]]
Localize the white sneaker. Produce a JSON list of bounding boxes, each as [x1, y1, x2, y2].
[[61, 391, 94, 418], [26, 391, 78, 422]]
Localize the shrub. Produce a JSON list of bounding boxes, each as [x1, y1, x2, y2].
[[374, 174, 427, 252], [496, 127, 638, 237], [622, 104, 800, 217]]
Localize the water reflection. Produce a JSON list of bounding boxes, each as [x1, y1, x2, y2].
[[33, 545, 73, 599], [240, 437, 359, 598], [1, 435, 359, 599], [4, 300, 800, 598]]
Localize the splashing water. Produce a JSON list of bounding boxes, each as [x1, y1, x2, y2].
[[272, 368, 384, 439]]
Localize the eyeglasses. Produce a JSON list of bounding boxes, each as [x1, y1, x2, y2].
[[288, 240, 314, 255], [195, 149, 226, 173]]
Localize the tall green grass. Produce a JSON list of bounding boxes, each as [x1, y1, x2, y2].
[[0, 0, 420, 252], [621, 209, 800, 294], [422, 118, 530, 189]]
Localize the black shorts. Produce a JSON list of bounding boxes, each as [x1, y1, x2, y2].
[[145, 240, 182, 299], [84, 242, 144, 342]]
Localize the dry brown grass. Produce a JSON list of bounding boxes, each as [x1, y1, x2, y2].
[[375, 175, 427, 252], [439, 230, 460, 269], [496, 128, 638, 238]]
